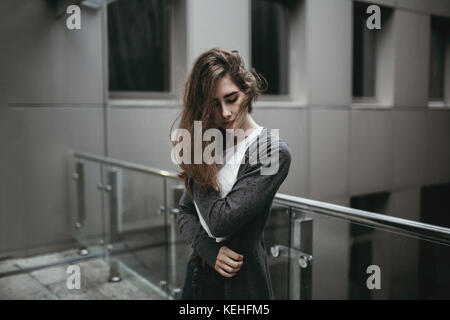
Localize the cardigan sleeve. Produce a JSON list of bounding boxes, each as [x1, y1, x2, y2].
[[192, 139, 292, 238], [176, 184, 223, 268]]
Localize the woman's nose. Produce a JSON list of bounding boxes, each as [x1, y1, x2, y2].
[[221, 105, 232, 119]]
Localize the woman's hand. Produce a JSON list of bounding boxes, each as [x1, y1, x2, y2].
[[214, 246, 244, 278]]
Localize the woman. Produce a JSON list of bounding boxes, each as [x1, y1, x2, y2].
[[172, 48, 292, 299]]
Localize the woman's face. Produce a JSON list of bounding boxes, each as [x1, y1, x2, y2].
[[213, 74, 246, 130]]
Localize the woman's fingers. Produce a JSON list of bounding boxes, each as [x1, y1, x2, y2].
[[223, 247, 244, 261], [215, 265, 237, 278], [220, 256, 243, 270], [218, 260, 240, 273], [215, 246, 244, 278]]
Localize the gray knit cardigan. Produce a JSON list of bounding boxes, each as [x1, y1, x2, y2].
[[177, 127, 292, 299]]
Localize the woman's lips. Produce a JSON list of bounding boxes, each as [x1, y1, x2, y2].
[[225, 120, 234, 126]]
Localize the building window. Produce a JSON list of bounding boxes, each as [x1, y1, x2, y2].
[[420, 183, 450, 298], [350, 191, 390, 236], [429, 16, 449, 104], [107, 0, 171, 94], [352, 1, 377, 100], [349, 191, 390, 299], [251, 0, 289, 96]]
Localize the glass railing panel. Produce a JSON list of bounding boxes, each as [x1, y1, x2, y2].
[[293, 209, 351, 300], [264, 205, 292, 299], [289, 209, 450, 299], [100, 164, 170, 298], [68, 156, 106, 256], [165, 177, 191, 299], [68, 153, 450, 300]]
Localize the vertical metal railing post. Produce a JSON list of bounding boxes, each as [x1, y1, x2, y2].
[[72, 160, 89, 256], [290, 211, 313, 300], [74, 161, 86, 228], [168, 182, 177, 294], [169, 184, 184, 299], [106, 167, 123, 282], [163, 177, 170, 296]]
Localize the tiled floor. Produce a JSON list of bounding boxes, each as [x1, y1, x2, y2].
[[0, 249, 166, 300]]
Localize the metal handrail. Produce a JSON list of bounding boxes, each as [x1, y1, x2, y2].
[[73, 151, 450, 246], [74, 151, 180, 179], [273, 193, 450, 246]]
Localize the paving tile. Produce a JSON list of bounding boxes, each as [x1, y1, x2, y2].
[[96, 279, 152, 300], [113, 253, 143, 268], [77, 259, 110, 288], [0, 259, 20, 274], [0, 273, 58, 300], [0, 251, 168, 300], [15, 252, 67, 270], [29, 265, 69, 286], [47, 280, 107, 300], [79, 258, 109, 270], [59, 249, 81, 259]]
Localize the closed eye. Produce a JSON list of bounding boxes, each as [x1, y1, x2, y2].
[[213, 92, 239, 106]]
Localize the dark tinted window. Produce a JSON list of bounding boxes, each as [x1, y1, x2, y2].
[[352, 1, 377, 98], [251, 0, 289, 95], [108, 0, 171, 92], [429, 16, 449, 101]]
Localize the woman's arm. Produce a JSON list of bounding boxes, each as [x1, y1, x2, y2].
[[192, 140, 292, 238], [177, 189, 223, 268], [178, 186, 244, 277]]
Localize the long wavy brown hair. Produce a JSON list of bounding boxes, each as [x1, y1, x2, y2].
[[170, 48, 266, 197]]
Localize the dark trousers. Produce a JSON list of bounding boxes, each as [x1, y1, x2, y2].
[[181, 255, 225, 300]]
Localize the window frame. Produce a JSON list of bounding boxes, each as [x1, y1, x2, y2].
[[428, 15, 450, 109], [351, 2, 394, 109], [106, 0, 176, 100], [250, 0, 292, 102], [352, 1, 377, 101]]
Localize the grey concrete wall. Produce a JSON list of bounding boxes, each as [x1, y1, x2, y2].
[[0, 0, 105, 258], [187, 0, 251, 70], [306, 0, 352, 106]]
